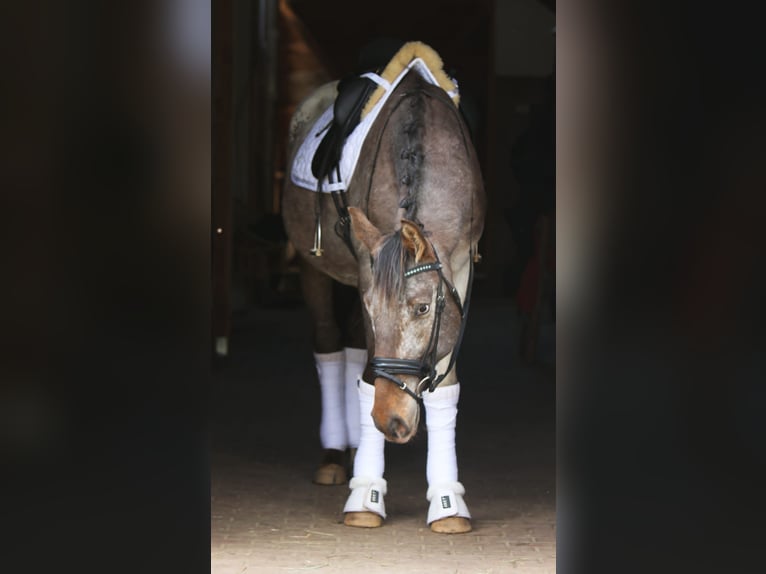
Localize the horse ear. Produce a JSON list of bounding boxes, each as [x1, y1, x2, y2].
[[400, 219, 436, 263], [348, 207, 383, 253]]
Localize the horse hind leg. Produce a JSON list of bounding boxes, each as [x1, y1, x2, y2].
[[299, 259, 349, 485], [313, 351, 348, 485]]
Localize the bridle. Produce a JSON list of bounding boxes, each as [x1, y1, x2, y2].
[[369, 247, 474, 401]]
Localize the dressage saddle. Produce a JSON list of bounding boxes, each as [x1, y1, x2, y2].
[[310, 75, 377, 187], [311, 37, 409, 191]]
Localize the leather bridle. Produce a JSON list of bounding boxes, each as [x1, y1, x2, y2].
[[369, 248, 474, 401]]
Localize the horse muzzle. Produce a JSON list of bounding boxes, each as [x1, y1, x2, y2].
[[371, 376, 420, 443]]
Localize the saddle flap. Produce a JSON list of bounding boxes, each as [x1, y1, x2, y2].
[[311, 76, 377, 183], [334, 76, 377, 128]]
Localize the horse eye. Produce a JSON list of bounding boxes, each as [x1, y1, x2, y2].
[[415, 303, 430, 316]]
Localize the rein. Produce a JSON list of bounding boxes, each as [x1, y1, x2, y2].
[[369, 248, 474, 401]]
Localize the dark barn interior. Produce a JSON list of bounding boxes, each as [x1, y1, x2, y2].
[[7, 2, 766, 572], [211, 0, 555, 570]]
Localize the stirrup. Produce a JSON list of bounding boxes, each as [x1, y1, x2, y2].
[[426, 481, 471, 524], [310, 216, 323, 256], [343, 476, 387, 518]]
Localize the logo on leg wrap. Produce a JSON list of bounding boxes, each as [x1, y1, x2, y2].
[[370, 490, 379, 503], [441, 495, 452, 509]]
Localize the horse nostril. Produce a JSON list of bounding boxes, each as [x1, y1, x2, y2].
[[387, 416, 410, 440]]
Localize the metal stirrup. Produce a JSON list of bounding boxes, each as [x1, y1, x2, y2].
[[310, 215, 323, 256]]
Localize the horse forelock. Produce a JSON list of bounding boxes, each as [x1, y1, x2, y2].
[[373, 231, 410, 303], [373, 232, 405, 302]]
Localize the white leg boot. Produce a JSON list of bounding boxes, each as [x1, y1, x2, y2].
[[313, 351, 348, 485], [343, 378, 387, 527], [423, 383, 472, 533]]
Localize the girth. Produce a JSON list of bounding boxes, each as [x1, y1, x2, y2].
[[369, 251, 474, 401]]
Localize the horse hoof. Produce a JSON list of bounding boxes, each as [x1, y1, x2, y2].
[[430, 516, 472, 534], [313, 463, 347, 485], [344, 511, 383, 528], [313, 449, 348, 485]]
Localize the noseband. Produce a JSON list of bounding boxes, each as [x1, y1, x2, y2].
[[369, 251, 474, 401]]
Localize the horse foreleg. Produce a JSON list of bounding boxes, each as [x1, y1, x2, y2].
[[342, 292, 387, 527], [423, 382, 472, 533], [343, 347, 365, 455], [343, 379, 387, 527]]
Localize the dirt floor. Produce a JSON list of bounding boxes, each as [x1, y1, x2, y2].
[[211, 296, 555, 573]]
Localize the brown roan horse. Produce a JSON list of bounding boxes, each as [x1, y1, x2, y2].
[[282, 47, 485, 531]]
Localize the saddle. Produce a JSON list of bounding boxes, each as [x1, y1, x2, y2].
[[311, 38, 406, 186], [310, 75, 378, 187]]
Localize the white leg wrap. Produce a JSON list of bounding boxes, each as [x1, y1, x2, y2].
[[344, 379, 386, 516], [343, 347, 367, 448], [350, 378, 385, 479], [314, 351, 347, 450], [426, 481, 471, 524], [343, 476, 388, 518], [423, 383, 470, 524], [423, 383, 460, 485]]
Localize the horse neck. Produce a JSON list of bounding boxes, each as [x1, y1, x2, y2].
[[353, 72, 481, 284]]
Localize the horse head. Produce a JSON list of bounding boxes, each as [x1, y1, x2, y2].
[[349, 207, 465, 444]]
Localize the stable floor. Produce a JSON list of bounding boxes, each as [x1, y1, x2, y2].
[[211, 295, 555, 573]]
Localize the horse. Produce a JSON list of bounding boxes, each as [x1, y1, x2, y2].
[[281, 41, 485, 533]]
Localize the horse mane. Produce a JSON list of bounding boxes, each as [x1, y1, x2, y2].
[[393, 88, 426, 221], [390, 74, 468, 221]]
